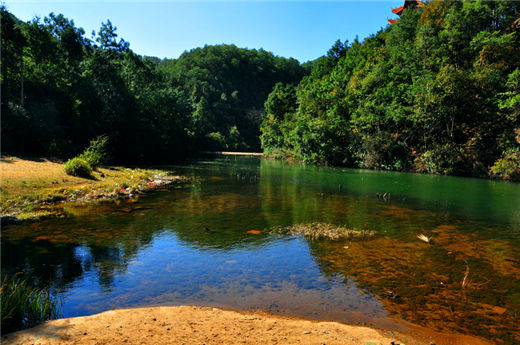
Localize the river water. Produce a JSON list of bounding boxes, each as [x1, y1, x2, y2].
[[2, 157, 519, 343]]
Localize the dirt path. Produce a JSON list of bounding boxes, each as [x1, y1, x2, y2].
[[2, 306, 491, 345]]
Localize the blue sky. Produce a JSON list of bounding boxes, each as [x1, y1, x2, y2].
[[5, 1, 403, 63]]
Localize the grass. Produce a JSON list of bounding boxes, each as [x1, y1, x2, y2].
[[0, 157, 186, 220], [271, 222, 376, 241], [0, 274, 62, 334]]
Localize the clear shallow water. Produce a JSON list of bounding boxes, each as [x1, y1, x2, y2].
[[2, 157, 520, 343]]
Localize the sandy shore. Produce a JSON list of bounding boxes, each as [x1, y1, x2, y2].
[[2, 306, 492, 345]]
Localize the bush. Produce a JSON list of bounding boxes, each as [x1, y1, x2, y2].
[[227, 126, 247, 151], [358, 133, 410, 171], [413, 143, 471, 175], [490, 148, 520, 181], [1, 275, 62, 333], [63, 157, 93, 177], [79, 135, 109, 168], [206, 132, 227, 150]]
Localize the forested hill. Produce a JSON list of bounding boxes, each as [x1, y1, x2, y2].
[[157, 46, 306, 150], [0, 7, 307, 163], [261, 0, 520, 180]]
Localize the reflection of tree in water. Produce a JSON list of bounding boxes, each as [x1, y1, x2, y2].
[[1, 238, 83, 290], [1, 179, 275, 294], [83, 226, 156, 291], [136, 182, 275, 251], [258, 158, 520, 344], [86, 246, 123, 291], [306, 233, 520, 345], [1, 210, 159, 292]]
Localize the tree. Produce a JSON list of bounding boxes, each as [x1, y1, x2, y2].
[[95, 20, 129, 53]]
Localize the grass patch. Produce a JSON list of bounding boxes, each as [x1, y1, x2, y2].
[[16, 209, 57, 221], [271, 222, 376, 241], [1, 274, 62, 334]]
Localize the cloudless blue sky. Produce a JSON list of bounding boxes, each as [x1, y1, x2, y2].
[[6, 1, 404, 63]]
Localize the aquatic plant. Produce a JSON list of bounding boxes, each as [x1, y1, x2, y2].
[[1, 274, 62, 334], [271, 222, 376, 241]]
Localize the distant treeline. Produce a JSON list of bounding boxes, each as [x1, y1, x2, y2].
[[260, 0, 520, 180], [1, 6, 306, 163]]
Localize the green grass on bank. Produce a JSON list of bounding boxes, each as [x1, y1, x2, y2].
[[1, 274, 62, 334], [0, 157, 184, 220]]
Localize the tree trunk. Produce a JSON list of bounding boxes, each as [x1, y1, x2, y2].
[[20, 62, 24, 107]]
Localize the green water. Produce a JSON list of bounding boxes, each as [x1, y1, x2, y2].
[[2, 157, 519, 343]]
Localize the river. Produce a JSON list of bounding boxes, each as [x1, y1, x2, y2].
[[2, 156, 519, 343]]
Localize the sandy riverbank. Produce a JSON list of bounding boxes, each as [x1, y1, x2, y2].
[[2, 306, 492, 345]]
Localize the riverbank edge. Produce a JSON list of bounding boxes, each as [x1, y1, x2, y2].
[[201, 151, 264, 156], [0, 305, 494, 345], [0, 158, 192, 223], [261, 151, 520, 182]]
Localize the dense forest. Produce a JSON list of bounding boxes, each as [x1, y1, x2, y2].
[[2, 1, 519, 180], [0, 6, 306, 162], [261, 0, 520, 180]]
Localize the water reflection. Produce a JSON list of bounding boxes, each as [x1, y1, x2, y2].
[[1, 157, 519, 343]]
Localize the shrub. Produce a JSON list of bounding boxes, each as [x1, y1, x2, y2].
[[1, 275, 62, 333], [490, 148, 520, 181], [227, 126, 247, 151], [206, 132, 227, 150], [63, 157, 93, 177], [79, 135, 109, 168], [358, 133, 410, 171], [413, 143, 471, 175]]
